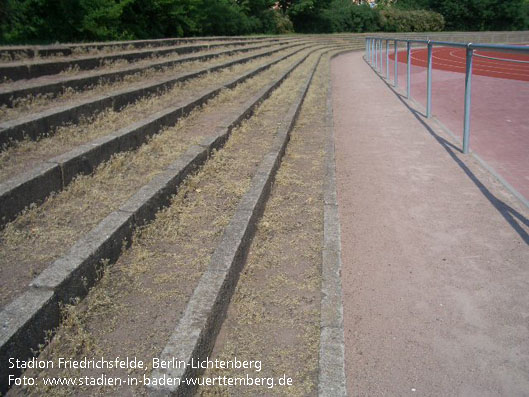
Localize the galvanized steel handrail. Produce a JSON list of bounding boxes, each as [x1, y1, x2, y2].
[[364, 36, 529, 154]]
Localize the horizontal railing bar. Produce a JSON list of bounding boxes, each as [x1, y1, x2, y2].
[[428, 41, 469, 48], [366, 37, 529, 53], [403, 39, 429, 44]]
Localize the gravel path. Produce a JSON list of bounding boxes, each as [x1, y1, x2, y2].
[[332, 51, 529, 396]]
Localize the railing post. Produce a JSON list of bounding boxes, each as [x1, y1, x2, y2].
[[370, 38, 375, 66], [379, 39, 383, 72], [378, 39, 382, 72], [375, 39, 378, 72], [463, 44, 474, 154], [426, 41, 433, 118], [365, 37, 368, 60], [406, 41, 411, 99], [375, 39, 378, 70], [394, 40, 398, 87], [386, 39, 390, 79]]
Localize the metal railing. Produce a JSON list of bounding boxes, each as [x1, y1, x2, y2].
[[364, 36, 529, 154]]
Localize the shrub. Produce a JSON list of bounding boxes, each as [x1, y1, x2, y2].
[[288, 0, 321, 33], [269, 10, 294, 34], [378, 8, 444, 32], [322, 1, 380, 33], [198, 0, 255, 36]]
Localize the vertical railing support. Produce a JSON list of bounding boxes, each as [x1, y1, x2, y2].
[[463, 44, 474, 154], [426, 41, 433, 118], [394, 40, 398, 87], [375, 39, 378, 71], [373, 39, 375, 67], [375, 39, 378, 69], [365, 37, 368, 60], [406, 41, 411, 99], [379, 39, 383, 72], [386, 39, 390, 79]]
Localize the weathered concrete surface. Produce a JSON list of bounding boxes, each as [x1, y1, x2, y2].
[[0, 43, 306, 149], [0, 41, 293, 106], [0, 289, 59, 395], [0, 46, 309, 228], [148, 49, 325, 397], [332, 51, 529, 396], [0, 40, 282, 81], [0, 46, 334, 396], [319, 53, 347, 397]]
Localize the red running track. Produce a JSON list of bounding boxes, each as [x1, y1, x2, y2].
[[389, 46, 529, 81]]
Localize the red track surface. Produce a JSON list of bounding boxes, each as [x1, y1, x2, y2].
[[389, 46, 529, 81]]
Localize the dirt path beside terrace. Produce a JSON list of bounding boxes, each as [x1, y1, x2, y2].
[[332, 51, 529, 396]]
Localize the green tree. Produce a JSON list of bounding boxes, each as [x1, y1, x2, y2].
[[198, 0, 254, 35], [396, 0, 529, 31], [80, 0, 132, 40], [393, 0, 429, 10], [288, 0, 332, 33], [1, 0, 84, 43], [119, 0, 201, 38], [322, 0, 379, 32]]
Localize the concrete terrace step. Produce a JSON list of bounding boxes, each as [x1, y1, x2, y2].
[[0, 44, 348, 394], [0, 36, 291, 60], [0, 40, 301, 106], [0, 38, 287, 81], [0, 44, 310, 227], [0, 42, 307, 149]]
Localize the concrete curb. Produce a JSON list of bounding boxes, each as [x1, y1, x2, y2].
[[0, 44, 313, 228], [0, 43, 309, 149], [0, 46, 71, 60], [318, 49, 352, 397], [0, 40, 302, 106], [147, 47, 332, 397], [0, 44, 337, 395], [62, 36, 288, 51], [0, 39, 289, 82]]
